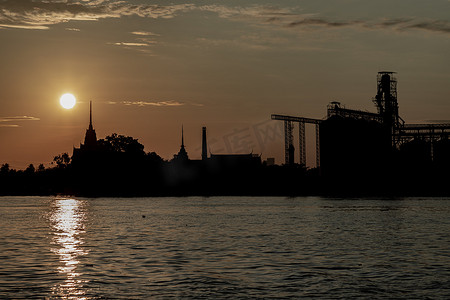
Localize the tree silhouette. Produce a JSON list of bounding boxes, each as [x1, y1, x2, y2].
[[25, 164, 35, 174], [147, 151, 164, 164], [98, 133, 145, 154], [53, 153, 71, 169], [1, 163, 10, 174]]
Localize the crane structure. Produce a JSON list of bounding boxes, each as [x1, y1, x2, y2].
[[271, 114, 322, 167]]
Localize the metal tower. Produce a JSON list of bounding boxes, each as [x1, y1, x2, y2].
[[373, 72, 404, 147]]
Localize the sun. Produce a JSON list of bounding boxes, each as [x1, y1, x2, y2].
[[60, 93, 76, 109]]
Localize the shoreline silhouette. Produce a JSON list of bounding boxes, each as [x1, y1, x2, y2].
[[1, 72, 449, 197]]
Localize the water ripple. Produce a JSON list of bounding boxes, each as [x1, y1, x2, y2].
[[0, 196, 449, 298]]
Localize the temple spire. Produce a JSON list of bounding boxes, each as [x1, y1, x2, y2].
[[89, 101, 93, 130], [174, 124, 188, 161], [84, 100, 97, 148], [181, 125, 184, 147]]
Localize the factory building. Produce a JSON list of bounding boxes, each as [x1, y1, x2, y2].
[[271, 72, 450, 178], [171, 126, 261, 168]]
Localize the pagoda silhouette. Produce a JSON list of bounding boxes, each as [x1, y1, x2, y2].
[[72, 101, 97, 162]]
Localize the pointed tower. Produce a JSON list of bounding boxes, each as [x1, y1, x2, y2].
[[84, 101, 97, 149], [182, 125, 185, 148], [175, 125, 189, 160]]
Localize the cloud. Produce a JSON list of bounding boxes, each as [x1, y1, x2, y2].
[[287, 19, 363, 28], [285, 17, 450, 35], [108, 100, 204, 107], [111, 31, 160, 53], [198, 5, 299, 21], [0, 24, 49, 30], [0, 116, 40, 128], [402, 20, 450, 34], [65, 27, 80, 32], [123, 101, 184, 107], [113, 42, 149, 47], [0, 0, 194, 29], [131, 31, 160, 36], [199, 4, 450, 35], [0, 116, 40, 122], [0, 124, 19, 128], [376, 18, 450, 34], [0, 1, 448, 37], [199, 5, 450, 35], [110, 40, 156, 54], [378, 18, 414, 27]]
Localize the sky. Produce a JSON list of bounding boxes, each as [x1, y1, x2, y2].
[[0, 0, 449, 169]]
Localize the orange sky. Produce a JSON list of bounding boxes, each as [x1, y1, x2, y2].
[[1, 0, 449, 169]]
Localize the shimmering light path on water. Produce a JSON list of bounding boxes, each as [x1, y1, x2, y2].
[[1, 196, 449, 299]]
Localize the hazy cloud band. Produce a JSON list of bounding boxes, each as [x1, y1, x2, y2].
[[0, 116, 40, 127], [0, 116, 40, 122], [0, 1, 448, 35], [108, 100, 203, 107]]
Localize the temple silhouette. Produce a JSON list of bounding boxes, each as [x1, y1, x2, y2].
[[72, 101, 97, 160]]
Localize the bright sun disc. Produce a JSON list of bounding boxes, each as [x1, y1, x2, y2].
[[60, 93, 76, 109]]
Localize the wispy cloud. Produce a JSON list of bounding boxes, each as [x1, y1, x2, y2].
[[199, 5, 450, 35], [65, 27, 81, 32], [285, 17, 450, 35], [0, 0, 194, 29], [0, 116, 40, 127], [0, 1, 448, 37], [198, 5, 300, 21], [0, 24, 49, 30], [113, 42, 149, 47], [111, 31, 160, 53], [110, 41, 155, 54], [287, 19, 363, 28], [0, 116, 40, 122], [131, 31, 160, 36], [123, 101, 184, 107], [108, 100, 203, 107], [402, 20, 450, 34], [111, 31, 161, 53]]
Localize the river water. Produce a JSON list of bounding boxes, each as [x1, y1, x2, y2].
[[0, 196, 449, 299]]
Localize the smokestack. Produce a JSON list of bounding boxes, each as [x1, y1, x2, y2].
[[202, 127, 208, 161]]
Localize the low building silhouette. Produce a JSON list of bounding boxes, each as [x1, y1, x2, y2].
[[171, 125, 261, 169], [165, 125, 262, 194]]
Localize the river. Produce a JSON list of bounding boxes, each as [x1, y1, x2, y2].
[[1, 196, 449, 299]]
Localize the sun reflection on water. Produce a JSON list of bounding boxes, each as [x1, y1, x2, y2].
[[50, 198, 89, 299]]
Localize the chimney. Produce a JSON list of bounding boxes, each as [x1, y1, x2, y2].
[[202, 127, 208, 161]]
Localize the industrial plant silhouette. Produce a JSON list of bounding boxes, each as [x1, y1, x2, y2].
[[1, 72, 450, 196]]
